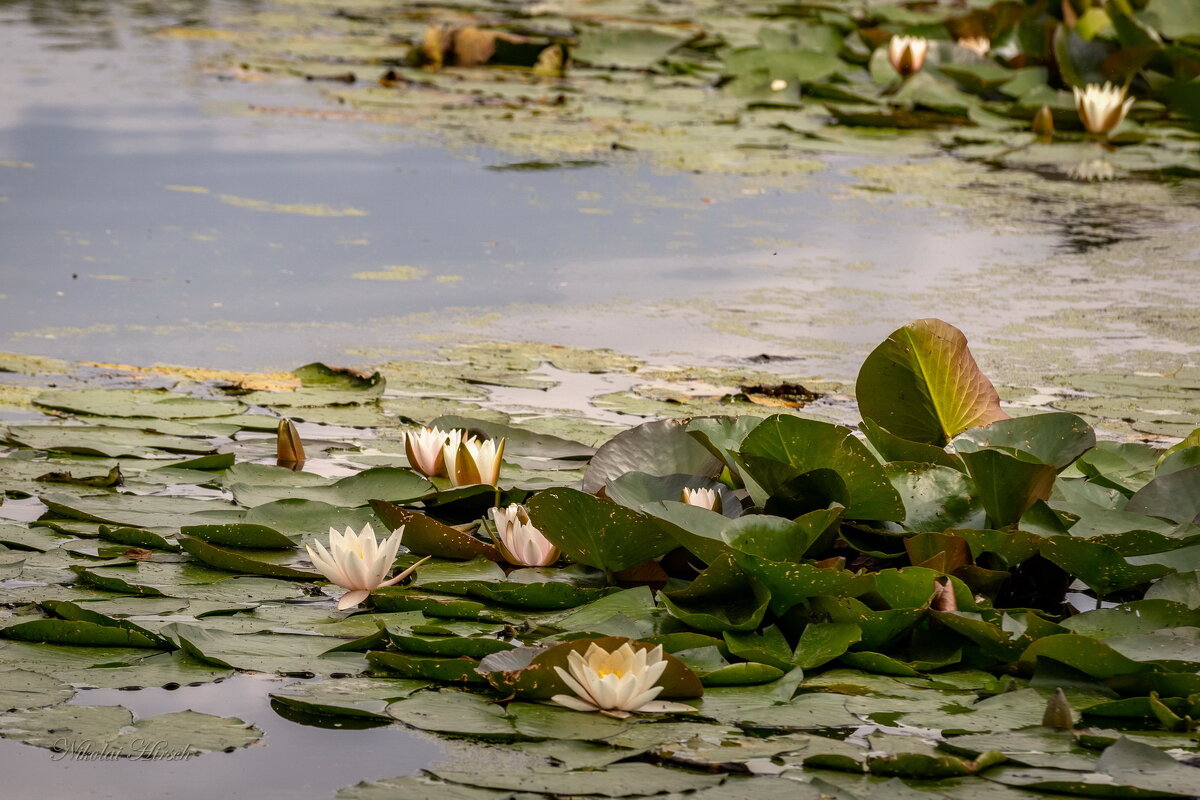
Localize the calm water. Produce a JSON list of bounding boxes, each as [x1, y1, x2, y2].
[[0, 1, 1195, 796], [0, 675, 448, 800], [0, 0, 1069, 376]]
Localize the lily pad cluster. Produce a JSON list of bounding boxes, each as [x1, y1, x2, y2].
[[167, 0, 1200, 178], [1, 320, 1199, 795]]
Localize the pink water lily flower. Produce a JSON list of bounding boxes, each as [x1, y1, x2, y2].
[[489, 503, 558, 567], [405, 426, 463, 478]]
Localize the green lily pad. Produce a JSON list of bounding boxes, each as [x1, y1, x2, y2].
[[526, 488, 674, 573], [177, 536, 321, 580], [230, 467, 432, 508], [34, 388, 246, 419], [386, 689, 515, 739], [856, 319, 1007, 447], [0, 704, 261, 756], [370, 501, 501, 561], [270, 676, 428, 720], [0, 668, 74, 711]]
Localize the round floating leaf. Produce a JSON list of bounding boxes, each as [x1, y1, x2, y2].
[[243, 500, 382, 539], [230, 467, 432, 508], [0, 705, 261, 756], [582, 420, 722, 494], [40, 492, 240, 530], [368, 650, 486, 684], [7, 426, 217, 458], [386, 689, 515, 739], [371, 501, 500, 561], [2, 619, 164, 650], [169, 623, 366, 676], [699, 662, 785, 686], [180, 523, 297, 549], [856, 319, 1007, 447], [1020, 634, 1147, 679], [954, 413, 1096, 471], [642, 501, 733, 565], [1040, 537, 1172, 597], [737, 415, 904, 521], [660, 553, 773, 632], [177, 536, 321, 580], [1126, 465, 1200, 525], [886, 462, 983, 532], [956, 447, 1057, 529], [861, 419, 963, 470], [270, 677, 428, 720], [0, 668, 74, 711], [526, 488, 674, 573], [34, 388, 246, 419]]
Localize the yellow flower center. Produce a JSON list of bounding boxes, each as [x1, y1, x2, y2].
[[595, 667, 624, 679]]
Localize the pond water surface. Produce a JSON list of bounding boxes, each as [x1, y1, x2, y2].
[[4, 0, 1169, 382], [1, 2, 1199, 796]]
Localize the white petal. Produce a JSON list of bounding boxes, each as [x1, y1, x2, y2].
[[551, 694, 598, 712], [625, 684, 665, 711], [336, 589, 370, 610], [554, 665, 598, 707]]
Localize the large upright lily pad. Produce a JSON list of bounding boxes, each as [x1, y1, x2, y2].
[[856, 319, 1007, 447]]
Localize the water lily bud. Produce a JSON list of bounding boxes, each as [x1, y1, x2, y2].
[[305, 524, 430, 610], [931, 577, 957, 612], [276, 418, 305, 467], [445, 436, 505, 487], [1031, 104, 1055, 139], [1042, 688, 1075, 730], [680, 487, 722, 514], [956, 36, 990, 56], [551, 642, 694, 716], [489, 503, 559, 567], [405, 426, 461, 478], [887, 35, 929, 78], [1073, 82, 1134, 137], [770, 79, 788, 92]]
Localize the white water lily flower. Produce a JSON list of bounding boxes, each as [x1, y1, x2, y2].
[[404, 426, 462, 478], [305, 524, 429, 610], [489, 503, 559, 567], [1073, 82, 1134, 136], [551, 643, 694, 716], [444, 436, 505, 486], [887, 35, 928, 77], [680, 487, 722, 514], [956, 36, 990, 56]]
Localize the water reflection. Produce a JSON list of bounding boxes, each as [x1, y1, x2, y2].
[[0, 675, 446, 800]]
